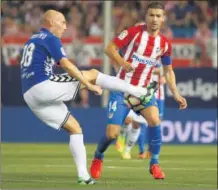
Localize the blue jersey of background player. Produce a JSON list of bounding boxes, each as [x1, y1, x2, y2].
[[20, 27, 67, 94]]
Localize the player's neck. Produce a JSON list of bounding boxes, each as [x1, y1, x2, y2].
[[146, 27, 160, 37]]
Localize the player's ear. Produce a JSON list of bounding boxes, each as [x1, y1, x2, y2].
[[49, 19, 54, 27]]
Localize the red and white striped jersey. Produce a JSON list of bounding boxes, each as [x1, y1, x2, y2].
[[113, 24, 172, 87], [153, 74, 165, 100]]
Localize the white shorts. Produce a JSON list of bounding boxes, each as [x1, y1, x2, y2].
[[127, 110, 147, 124], [23, 75, 80, 130]]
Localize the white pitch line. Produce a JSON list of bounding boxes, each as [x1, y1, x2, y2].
[[4, 164, 217, 171], [3, 158, 217, 164], [2, 178, 215, 187]]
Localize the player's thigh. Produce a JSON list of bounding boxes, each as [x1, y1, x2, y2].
[[62, 115, 82, 134], [49, 74, 81, 101], [52, 81, 80, 102], [107, 92, 130, 126], [27, 101, 71, 130], [25, 79, 80, 103], [140, 106, 160, 126], [139, 97, 160, 126], [106, 92, 130, 138]]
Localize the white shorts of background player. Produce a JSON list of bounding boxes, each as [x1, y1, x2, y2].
[[127, 110, 147, 125]]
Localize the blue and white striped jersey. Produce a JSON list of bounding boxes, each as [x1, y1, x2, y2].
[[20, 28, 67, 94]]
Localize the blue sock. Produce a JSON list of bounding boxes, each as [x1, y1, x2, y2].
[[148, 125, 161, 166], [137, 124, 146, 154], [94, 134, 115, 160]]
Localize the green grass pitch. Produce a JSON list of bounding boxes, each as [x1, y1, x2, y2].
[[1, 143, 217, 189]]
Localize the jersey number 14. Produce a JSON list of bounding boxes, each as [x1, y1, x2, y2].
[[20, 43, 35, 67]]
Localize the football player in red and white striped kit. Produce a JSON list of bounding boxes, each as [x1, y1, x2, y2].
[[116, 64, 166, 160], [90, 2, 187, 180], [115, 63, 166, 158]]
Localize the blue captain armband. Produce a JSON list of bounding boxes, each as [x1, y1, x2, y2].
[[161, 56, 171, 65]]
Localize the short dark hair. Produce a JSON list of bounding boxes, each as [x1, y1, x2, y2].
[[147, 1, 165, 11]]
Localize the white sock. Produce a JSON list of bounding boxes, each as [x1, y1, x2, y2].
[[125, 126, 141, 152], [121, 123, 132, 138], [69, 134, 90, 180], [96, 72, 147, 98]]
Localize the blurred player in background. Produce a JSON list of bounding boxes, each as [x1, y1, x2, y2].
[[117, 65, 166, 160], [20, 9, 159, 185], [90, 1, 187, 180]]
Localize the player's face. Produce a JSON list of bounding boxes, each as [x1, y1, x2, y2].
[[145, 8, 165, 32], [53, 14, 67, 38]]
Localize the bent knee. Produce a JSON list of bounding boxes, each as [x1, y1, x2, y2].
[[106, 124, 120, 139], [147, 116, 161, 127], [63, 115, 82, 134]]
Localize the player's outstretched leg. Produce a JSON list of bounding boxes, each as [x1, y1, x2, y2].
[[141, 106, 165, 180], [81, 69, 154, 101], [63, 115, 95, 185]]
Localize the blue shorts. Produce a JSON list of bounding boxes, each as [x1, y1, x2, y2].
[[156, 99, 165, 120], [107, 92, 157, 126]]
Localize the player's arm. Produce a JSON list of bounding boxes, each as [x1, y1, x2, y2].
[[161, 40, 187, 109], [105, 42, 133, 72], [104, 27, 137, 72], [110, 58, 121, 74], [45, 37, 102, 95], [163, 64, 187, 109], [163, 64, 178, 95], [153, 64, 166, 84], [59, 58, 95, 88], [61, 59, 102, 95]]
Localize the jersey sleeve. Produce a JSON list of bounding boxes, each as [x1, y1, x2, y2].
[[161, 39, 172, 65], [45, 36, 67, 62], [112, 26, 139, 49]]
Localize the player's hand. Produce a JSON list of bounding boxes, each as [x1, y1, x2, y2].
[[87, 84, 103, 95], [120, 60, 133, 72], [173, 93, 187, 110]]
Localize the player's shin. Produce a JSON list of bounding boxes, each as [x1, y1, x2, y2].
[[95, 72, 147, 98], [116, 123, 131, 152], [124, 126, 141, 153], [69, 134, 90, 180], [147, 125, 161, 166], [94, 134, 115, 160]]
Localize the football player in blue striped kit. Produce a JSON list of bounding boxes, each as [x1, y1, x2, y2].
[[20, 10, 154, 185]]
